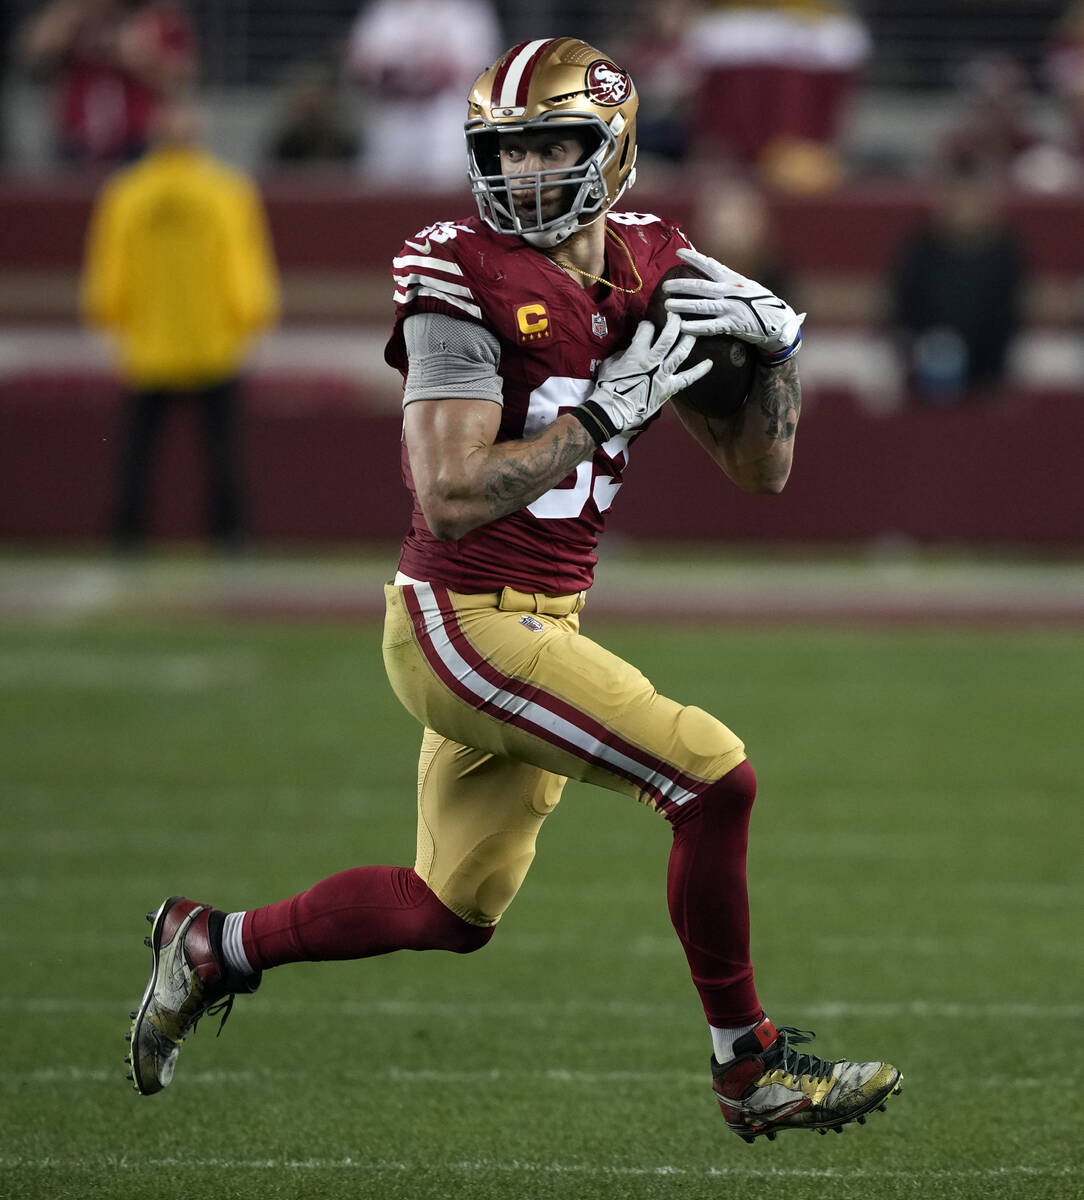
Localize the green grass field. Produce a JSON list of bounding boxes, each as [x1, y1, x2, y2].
[[2, 611, 1081, 1200]]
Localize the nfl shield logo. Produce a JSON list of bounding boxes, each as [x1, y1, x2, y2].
[[591, 312, 608, 340]]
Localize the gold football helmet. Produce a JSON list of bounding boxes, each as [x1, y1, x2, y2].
[[466, 37, 638, 247]]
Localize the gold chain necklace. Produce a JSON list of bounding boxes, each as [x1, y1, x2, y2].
[[552, 227, 643, 295]]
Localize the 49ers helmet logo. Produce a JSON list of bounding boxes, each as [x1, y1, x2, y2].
[[586, 59, 632, 106]]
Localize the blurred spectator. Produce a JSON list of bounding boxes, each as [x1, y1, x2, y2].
[[939, 53, 1042, 180], [686, 0, 870, 192], [18, 0, 197, 166], [0, 4, 14, 164], [344, 0, 500, 185], [942, 51, 1082, 194], [687, 175, 792, 303], [1046, 2, 1084, 158], [613, 0, 701, 167], [890, 172, 1025, 405], [80, 101, 280, 551], [267, 62, 358, 168]]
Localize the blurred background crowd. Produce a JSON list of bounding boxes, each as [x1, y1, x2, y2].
[[1, 1, 1083, 551], [5, 1, 1084, 187]]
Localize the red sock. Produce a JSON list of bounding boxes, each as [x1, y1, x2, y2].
[[666, 760, 761, 1027], [242, 866, 493, 970]]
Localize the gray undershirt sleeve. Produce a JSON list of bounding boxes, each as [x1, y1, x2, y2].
[[402, 311, 504, 406]]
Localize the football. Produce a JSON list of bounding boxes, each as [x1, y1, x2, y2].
[[646, 265, 756, 419]]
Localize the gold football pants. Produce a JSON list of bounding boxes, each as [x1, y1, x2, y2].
[[382, 581, 745, 926]]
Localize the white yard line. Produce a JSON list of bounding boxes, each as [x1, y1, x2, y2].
[[1, 997, 1080, 1020], [0, 647, 262, 691], [0, 1156, 1073, 1181], [12, 1065, 1047, 1090], [3, 928, 1080, 961]]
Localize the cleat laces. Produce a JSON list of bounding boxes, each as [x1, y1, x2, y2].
[[763, 1027, 833, 1082], [198, 993, 236, 1038]]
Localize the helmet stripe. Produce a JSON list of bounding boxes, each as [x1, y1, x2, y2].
[[494, 38, 554, 109], [490, 40, 531, 105]]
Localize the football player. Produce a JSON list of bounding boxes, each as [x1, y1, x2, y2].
[[128, 37, 902, 1143]]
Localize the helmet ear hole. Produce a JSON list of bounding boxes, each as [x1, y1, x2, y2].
[[618, 137, 630, 170]]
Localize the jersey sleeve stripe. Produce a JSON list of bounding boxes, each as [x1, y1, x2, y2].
[[392, 271, 476, 300], [391, 253, 465, 275], [393, 286, 483, 320]]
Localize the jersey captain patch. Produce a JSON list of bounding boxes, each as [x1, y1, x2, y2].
[[515, 302, 551, 343]]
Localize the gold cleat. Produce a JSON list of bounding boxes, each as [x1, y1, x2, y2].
[[128, 897, 260, 1095], [711, 1017, 903, 1142]]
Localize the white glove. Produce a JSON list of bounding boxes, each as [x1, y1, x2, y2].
[[664, 247, 805, 363], [571, 313, 712, 443]]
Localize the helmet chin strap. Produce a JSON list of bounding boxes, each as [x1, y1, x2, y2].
[[520, 205, 605, 248], [519, 167, 636, 248], [521, 222, 578, 249]]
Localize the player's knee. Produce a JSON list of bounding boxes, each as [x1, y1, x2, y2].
[[406, 870, 498, 953], [703, 758, 757, 812], [666, 758, 756, 830], [672, 704, 746, 780], [429, 842, 537, 929], [446, 919, 496, 955], [427, 902, 499, 955]]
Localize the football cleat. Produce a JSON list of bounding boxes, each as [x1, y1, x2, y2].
[[128, 896, 260, 1095], [711, 1016, 902, 1142]]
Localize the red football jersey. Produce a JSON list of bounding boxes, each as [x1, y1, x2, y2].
[[385, 212, 691, 594]]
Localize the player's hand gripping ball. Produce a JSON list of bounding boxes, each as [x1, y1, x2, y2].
[[646, 265, 756, 419]]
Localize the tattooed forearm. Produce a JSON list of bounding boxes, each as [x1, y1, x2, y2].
[[755, 359, 802, 440], [676, 358, 801, 446], [479, 415, 596, 519], [670, 356, 800, 493]]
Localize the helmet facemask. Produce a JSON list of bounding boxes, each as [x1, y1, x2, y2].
[[466, 115, 621, 247]]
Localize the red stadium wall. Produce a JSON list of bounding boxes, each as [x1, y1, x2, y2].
[[1, 178, 1082, 547], [3, 177, 1084, 322], [4, 176, 1084, 275], [1, 374, 1080, 547]]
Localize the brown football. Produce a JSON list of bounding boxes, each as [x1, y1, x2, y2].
[[646, 265, 756, 418]]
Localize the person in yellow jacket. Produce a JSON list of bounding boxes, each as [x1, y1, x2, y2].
[[81, 99, 280, 551]]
